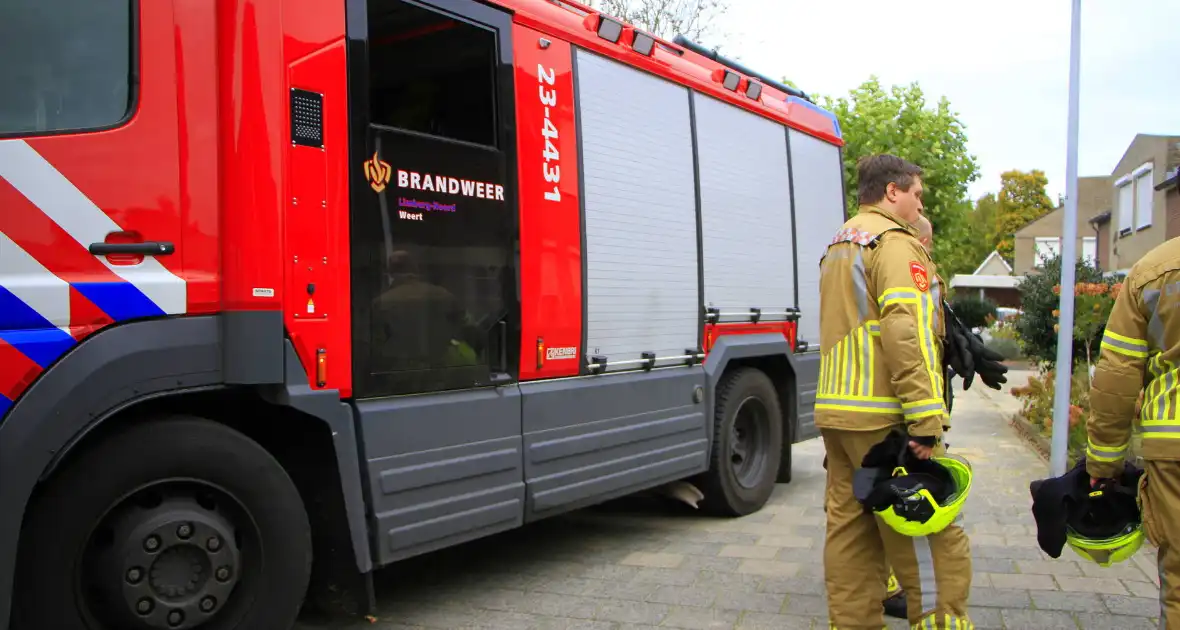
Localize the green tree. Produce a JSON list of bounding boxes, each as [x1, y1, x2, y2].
[[993, 169, 1056, 265], [586, 0, 728, 41], [818, 77, 981, 275]]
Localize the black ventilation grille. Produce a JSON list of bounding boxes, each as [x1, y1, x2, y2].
[[291, 88, 323, 148]]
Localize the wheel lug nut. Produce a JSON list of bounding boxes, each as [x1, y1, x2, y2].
[[127, 567, 143, 584], [144, 536, 161, 552], [206, 536, 221, 552], [200, 596, 217, 612], [215, 567, 231, 582], [136, 598, 153, 615], [168, 609, 184, 627], [177, 523, 193, 539]]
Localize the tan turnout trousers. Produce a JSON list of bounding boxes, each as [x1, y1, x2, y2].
[[823, 426, 972, 629], [1140, 461, 1180, 627]]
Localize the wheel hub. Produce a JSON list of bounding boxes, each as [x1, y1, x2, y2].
[[89, 495, 242, 630], [729, 396, 769, 489]]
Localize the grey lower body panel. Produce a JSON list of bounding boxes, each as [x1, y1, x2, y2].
[[354, 386, 526, 566], [793, 351, 820, 442], [520, 367, 709, 521]]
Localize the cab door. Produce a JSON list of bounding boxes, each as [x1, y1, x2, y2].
[[345, 0, 526, 567], [0, 1, 188, 415]]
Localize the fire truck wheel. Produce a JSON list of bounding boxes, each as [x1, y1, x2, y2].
[[13, 415, 312, 630], [699, 367, 783, 517]]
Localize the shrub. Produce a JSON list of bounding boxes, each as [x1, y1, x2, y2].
[[1013, 253, 1109, 369], [949, 295, 997, 330]]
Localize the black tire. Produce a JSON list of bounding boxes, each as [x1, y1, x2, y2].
[[698, 367, 784, 516], [12, 416, 312, 630]]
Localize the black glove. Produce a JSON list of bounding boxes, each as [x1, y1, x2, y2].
[[965, 329, 1008, 390], [942, 300, 1008, 391], [942, 302, 976, 388]]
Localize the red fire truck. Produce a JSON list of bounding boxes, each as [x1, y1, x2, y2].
[[0, 0, 848, 628]]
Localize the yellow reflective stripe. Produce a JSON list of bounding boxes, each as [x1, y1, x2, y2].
[[866, 325, 876, 396], [879, 287, 921, 308], [1146, 358, 1178, 425], [1102, 330, 1149, 358], [1105, 329, 1148, 348], [1102, 339, 1149, 358], [1086, 438, 1128, 462], [910, 613, 974, 630], [1140, 420, 1180, 439], [918, 291, 942, 400], [815, 395, 902, 414]]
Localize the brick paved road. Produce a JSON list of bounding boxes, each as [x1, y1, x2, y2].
[[297, 373, 1163, 629]]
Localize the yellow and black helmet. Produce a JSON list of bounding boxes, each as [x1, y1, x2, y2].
[[1065, 479, 1144, 567], [854, 430, 972, 537]]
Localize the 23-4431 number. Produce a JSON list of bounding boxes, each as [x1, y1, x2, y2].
[[538, 64, 561, 203]]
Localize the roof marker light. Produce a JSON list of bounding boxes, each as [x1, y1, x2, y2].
[[721, 70, 740, 91], [596, 15, 623, 43], [745, 81, 762, 100], [631, 30, 655, 56]]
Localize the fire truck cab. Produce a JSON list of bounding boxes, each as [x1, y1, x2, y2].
[[0, 0, 847, 628]]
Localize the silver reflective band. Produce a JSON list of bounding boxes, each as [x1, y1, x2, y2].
[[815, 396, 902, 412], [1102, 333, 1148, 354]]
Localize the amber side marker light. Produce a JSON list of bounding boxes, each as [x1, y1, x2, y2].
[[316, 348, 327, 387], [536, 337, 545, 370]]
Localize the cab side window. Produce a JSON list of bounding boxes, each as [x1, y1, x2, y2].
[[368, 0, 497, 147], [0, 0, 135, 136]]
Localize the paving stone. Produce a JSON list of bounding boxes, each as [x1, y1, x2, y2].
[[660, 606, 742, 630], [1079, 561, 1151, 581], [1056, 574, 1132, 594], [758, 577, 827, 596], [1122, 579, 1160, 598], [1076, 613, 1160, 629], [1014, 559, 1082, 576], [1102, 594, 1161, 617], [1029, 590, 1108, 612], [620, 551, 684, 568], [968, 587, 1035, 608], [970, 557, 1019, 573], [528, 619, 617, 630], [734, 612, 817, 629], [965, 607, 1004, 629], [781, 594, 827, 616], [677, 554, 742, 573], [593, 601, 671, 625], [735, 559, 800, 578], [985, 572, 1058, 590], [999, 608, 1079, 629], [757, 534, 813, 548], [712, 589, 788, 613], [644, 584, 716, 608], [719, 544, 780, 559]]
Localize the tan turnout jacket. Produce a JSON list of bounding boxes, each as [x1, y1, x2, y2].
[[1087, 236, 1180, 479], [815, 205, 947, 437]]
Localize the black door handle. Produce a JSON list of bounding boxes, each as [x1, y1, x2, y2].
[[88, 242, 175, 256]]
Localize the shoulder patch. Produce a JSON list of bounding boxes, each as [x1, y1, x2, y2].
[[909, 261, 929, 291], [831, 227, 880, 247]]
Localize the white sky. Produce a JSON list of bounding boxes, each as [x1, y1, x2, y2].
[[707, 0, 1180, 202]]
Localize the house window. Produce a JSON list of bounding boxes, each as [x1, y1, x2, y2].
[[1116, 178, 1134, 234], [1082, 236, 1097, 266], [1134, 163, 1154, 230], [1034, 237, 1061, 267]]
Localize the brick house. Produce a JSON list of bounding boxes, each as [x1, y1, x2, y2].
[[1013, 134, 1180, 274], [1161, 166, 1180, 239]]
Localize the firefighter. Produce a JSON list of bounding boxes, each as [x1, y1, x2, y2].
[[1085, 235, 1180, 625], [817, 153, 973, 629]]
